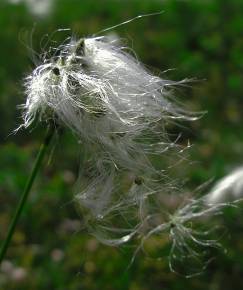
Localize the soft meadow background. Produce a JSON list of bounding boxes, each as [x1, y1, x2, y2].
[[0, 0, 243, 289]]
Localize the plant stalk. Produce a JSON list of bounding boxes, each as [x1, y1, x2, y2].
[[0, 125, 55, 264]]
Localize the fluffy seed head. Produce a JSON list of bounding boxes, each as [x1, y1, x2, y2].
[[207, 167, 243, 204], [19, 34, 239, 276], [21, 34, 191, 228], [138, 193, 240, 276]]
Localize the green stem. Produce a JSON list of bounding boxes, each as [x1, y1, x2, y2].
[[0, 125, 55, 263]]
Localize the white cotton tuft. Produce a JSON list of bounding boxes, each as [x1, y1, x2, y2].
[[21, 35, 195, 242], [20, 33, 239, 276], [206, 167, 243, 204], [22, 36, 194, 131], [137, 193, 240, 277]]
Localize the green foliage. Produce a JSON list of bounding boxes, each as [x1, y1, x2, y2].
[[0, 0, 243, 289]]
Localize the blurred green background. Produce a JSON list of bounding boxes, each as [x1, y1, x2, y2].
[[0, 0, 243, 289]]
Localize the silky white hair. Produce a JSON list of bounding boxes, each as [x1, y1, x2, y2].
[[20, 34, 240, 275], [207, 167, 243, 204]]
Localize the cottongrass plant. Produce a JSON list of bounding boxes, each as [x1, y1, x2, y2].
[[1, 32, 241, 276]]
